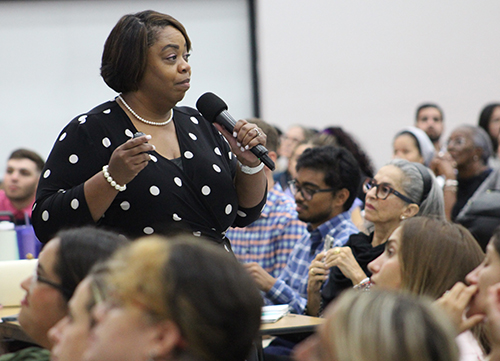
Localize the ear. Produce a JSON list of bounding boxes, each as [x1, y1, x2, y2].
[[268, 151, 278, 162], [150, 320, 187, 359], [401, 203, 419, 219], [333, 188, 350, 208]]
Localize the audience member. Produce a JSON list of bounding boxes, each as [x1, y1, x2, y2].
[[275, 125, 317, 173], [48, 264, 108, 361], [311, 126, 375, 229], [311, 159, 444, 315], [225, 119, 308, 278], [393, 126, 435, 167], [83, 234, 263, 361], [432, 125, 499, 249], [32, 10, 267, 247], [485, 283, 500, 361], [368, 217, 485, 360], [0, 149, 44, 225], [247, 146, 360, 315], [415, 103, 445, 152], [0, 227, 126, 361], [478, 103, 500, 165], [294, 290, 459, 361], [436, 225, 500, 360], [276, 142, 314, 198]]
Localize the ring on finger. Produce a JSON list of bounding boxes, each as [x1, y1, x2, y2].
[[310, 268, 315, 276], [333, 247, 340, 255], [254, 128, 261, 137]]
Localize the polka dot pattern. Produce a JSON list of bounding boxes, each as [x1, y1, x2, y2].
[[174, 177, 182, 187], [184, 151, 194, 159], [69, 154, 79, 164], [42, 210, 49, 221], [214, 147, 221, 156], [189, 133, 197, 141], [190, 116, 199, 124], [125, 129, 134, 138], [103, 109, 111, 114], [120, 201, 130, 211], [213, 164, 221, 173], [70, 199, 79, 210], [143, 227, 154, 235], [173, 213, 182, 221], [102, 137, 111, 148], [225, 204, 233, 215], [237, 210, 247, 217], [59, 133, 67, 141], [78, 115, 87, 124], [202, 185, 211, 196], [150, 186, 160, 196], [43, 170, 51, 179]]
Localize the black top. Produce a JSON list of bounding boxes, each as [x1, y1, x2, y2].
[[32, 99, 266, 245], [452, 168, 492, 221], [321, 232, 385, 306]]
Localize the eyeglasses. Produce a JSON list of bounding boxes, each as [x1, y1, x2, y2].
[[32, 268, 69, 295], [288, 180, 336, 201], [446, 136, 468, 149], [363, 178, 415, 204]]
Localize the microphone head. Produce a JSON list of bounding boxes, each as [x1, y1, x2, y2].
[[196, 92, 228, 123]]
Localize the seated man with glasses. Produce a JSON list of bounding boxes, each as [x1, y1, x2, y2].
[[244, 145, 360, 315]]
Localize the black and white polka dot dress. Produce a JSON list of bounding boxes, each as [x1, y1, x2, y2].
[[32, 99, 265, 247]]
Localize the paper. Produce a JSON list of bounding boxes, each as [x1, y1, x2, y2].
[[261, 304, 290, 323]]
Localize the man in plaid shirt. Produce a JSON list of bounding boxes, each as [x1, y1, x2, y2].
[[226, 119, 308, 278], [245, 145, 360, 314]]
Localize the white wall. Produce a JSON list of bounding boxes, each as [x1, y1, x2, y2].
[[256, 0, 500, 170], [0, 0, 252, 174]]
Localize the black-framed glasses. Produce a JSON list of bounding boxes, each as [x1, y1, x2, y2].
[[288, 180, 336, 201], [32, 269, 69, 295], [363, 178, 416, 204]]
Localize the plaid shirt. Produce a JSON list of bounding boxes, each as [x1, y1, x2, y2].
[[226, 183, 308, 278], [265, 211, 358, 314]]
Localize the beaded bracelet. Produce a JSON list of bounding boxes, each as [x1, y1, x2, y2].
[[239, 161, 265, 175], [102, 165, 126, 192]]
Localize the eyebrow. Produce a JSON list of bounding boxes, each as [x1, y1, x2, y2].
[[161, 44, 180, 52]]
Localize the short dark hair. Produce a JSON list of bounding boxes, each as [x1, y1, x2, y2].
[[101, 10, 191, 93], [8, 148, 45, 172], [53, 226, 128, 301], [296, 145, 361, 211], [246, 118, 279, 153], [416, 103, 444, 121]]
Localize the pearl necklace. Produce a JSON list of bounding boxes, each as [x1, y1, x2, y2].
[[117, 95, 173, 126]]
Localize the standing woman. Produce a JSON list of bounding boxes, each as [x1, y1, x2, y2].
[[32, 10, 267, 248], [306, 159, 445, 315]]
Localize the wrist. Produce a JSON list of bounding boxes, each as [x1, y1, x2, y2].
[[102, 165, 127, 192], [239, 161, 264, 175]]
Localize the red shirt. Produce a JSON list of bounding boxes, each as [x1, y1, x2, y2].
[[0, 190, 33, 224]]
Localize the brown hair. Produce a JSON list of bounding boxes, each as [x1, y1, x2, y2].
[[107, 234, 262, 361], [399, 217, 484, 299], [101, 10, 191, 93], [246, 118, 279, 153], [9, 148, 45, 172]]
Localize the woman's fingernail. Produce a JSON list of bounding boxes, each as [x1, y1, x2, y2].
[[237, 142, 241, 147], [233, 132, 237, 138], [146, 135, 152, 140], [245, 145, 249, 150], [240, 147, 245, 152]]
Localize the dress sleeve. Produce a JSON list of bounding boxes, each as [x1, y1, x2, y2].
[[32, 120, 109, 243], [232, 184, 268, 228]]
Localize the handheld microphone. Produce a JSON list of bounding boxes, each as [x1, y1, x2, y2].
[[196, 92, 275, 171]]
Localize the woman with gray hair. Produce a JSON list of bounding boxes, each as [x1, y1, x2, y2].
[[432, 124, 499, 250], [306, 158, 444, 315]]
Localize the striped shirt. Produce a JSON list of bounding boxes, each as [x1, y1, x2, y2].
[[226, 183, 308, 278], [265, 211, 358, 314]]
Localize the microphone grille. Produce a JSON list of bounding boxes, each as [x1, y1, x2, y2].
[[196, 92, 228, 122]]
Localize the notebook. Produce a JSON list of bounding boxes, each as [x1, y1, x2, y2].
[[261, 304, 290, 323]]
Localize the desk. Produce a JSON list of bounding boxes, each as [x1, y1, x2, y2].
[[0, 307, 35, 344], [260, 314, 323, 336]]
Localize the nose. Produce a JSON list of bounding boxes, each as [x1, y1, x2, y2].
[[20, 274, 32, 292], [367, 257, 380, 275], [465, 264, 480, 285], [365, 185, 377, 200], [179, 58, 191, 74]]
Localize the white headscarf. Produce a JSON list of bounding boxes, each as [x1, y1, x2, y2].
[[394, 126, 435, 167]]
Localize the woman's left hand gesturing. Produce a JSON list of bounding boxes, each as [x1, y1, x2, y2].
[[324, 247, 367, 285]]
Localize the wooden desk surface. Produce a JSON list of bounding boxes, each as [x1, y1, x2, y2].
[[0, 306, 35, 344], [260, 314, 323, 336]]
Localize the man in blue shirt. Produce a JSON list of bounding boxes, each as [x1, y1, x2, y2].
[[245, 145, 361, 314]]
